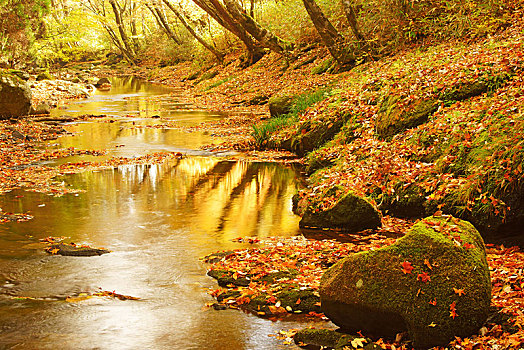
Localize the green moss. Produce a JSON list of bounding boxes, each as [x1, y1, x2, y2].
[[196, 69, 218, 84], [320, 215, 491, 348], [300, 190, 381, 232], [376, 96, 439, 139], [207, 269, 251, 287], [312, 58, 334, 74], [203, 75, 235, 91], [36, 71, 52, 81]]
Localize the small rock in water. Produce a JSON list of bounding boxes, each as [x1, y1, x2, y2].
[[45, 243, 110, 257]]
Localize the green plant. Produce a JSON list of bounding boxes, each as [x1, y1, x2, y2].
[[291, 88, 331, 116], [252, 116, 296, 148], [203, 75, 235, 91]]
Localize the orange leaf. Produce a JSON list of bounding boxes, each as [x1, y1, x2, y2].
[[429, 299, 437, 306], [449, 301, 458, 319], [453, 288, 465, 296], [402, 261, 414, 274], [424, 259, 433, 270], [296, 298, 301, 305], [417, 272, 431, 283]]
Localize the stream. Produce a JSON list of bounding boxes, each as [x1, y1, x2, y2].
[[0, 77, 329, 349]]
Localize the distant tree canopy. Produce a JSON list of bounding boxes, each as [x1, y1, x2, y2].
[[0, 0, 515, 68]]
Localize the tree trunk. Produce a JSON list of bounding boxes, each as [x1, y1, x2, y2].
[[341, 0, 365, 43], [222, 0, 293, 55], [161, 0, 224, 62], [109, 0, 137, 63], [192, 0, 264, 65], [146, 3, 181, 45], [301, 0, 354, 66]]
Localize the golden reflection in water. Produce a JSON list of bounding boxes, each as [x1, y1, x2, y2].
[[65, 157, 302, 245]]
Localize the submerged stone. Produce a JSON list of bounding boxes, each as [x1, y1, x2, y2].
[[294, 328, 381, 349], [320, 215, 491, 349]]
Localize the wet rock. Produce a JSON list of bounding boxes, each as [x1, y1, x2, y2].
[[247, 94, 269, 106], [45, 243, 110, 257], [30, 102, 51, 115], [299, 190, 381, 233], [320, 215, 491, 349], [0, 74, 32, 118], [66, 85, 90, 98], [243, 287, 320, 315], [268, 95, 293, 117], [11, 130, 29, 141], [207, 269, 251, 287], [94, 77, 111, 88]]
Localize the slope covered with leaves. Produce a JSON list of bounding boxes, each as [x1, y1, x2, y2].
[[272, 23, 524, 239]]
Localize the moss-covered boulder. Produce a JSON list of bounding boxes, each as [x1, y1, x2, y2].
[[376, 96, 439, 139], [320, 215, 491, 349], [290, 113, 349, 157], [268, 95, 293, 117], [300, 191, 382, 232], [0, 73, 32, 118]]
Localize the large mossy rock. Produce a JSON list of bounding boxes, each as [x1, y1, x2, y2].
[[376, 96, 439, 139], [268, 95, 293, 117], [320, 215, 491, 349], [0, 73, 32, 118], [289, 112, 350, 157], [299, 191, 382, 232], [376, 78, 498, 139]]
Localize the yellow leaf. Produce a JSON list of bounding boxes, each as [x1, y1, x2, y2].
[[350, 337, 367, 348], [428, 322, 437, 327]]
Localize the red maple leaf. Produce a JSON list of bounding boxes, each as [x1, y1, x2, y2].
[[429, 299, 437, 306], [450, 301, 458, 319], [417, 272, 431, 282], [402, 261, 414, 274]]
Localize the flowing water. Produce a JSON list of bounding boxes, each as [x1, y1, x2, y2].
[[0, 77, 328, 349]]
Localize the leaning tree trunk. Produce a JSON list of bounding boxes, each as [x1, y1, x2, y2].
[[109, 0, 137, 64], [161, 0, 224, 62], [302, 0, 354, 66], [341, 0, 365, 43], [192, 0, 264, 65], [222, 0, 293, 55], [146, 3, 181, 45]]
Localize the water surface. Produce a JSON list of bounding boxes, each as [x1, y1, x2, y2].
[[0, 77, 328, 349]]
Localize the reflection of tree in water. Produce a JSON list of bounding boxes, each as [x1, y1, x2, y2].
[[63, 158, 301, 239], [116, 158, 302, 237], [177, 160, 302, 237]]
